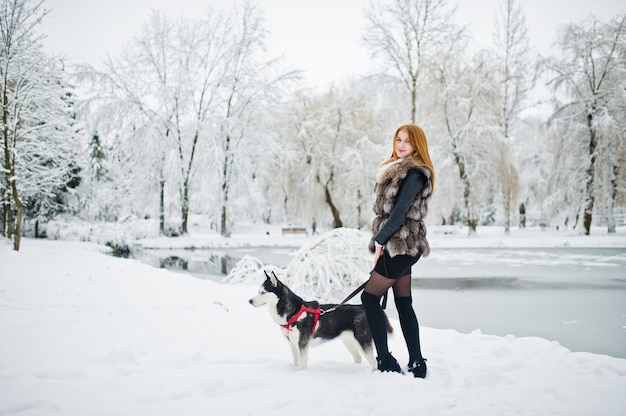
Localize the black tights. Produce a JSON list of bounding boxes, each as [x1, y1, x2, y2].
[[361, 271, 423, 362]]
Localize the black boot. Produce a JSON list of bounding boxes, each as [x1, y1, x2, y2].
[[377, 353, 403, 374], [407, 358, 427, 378]]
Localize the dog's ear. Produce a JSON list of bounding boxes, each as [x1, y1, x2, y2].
[[264, 270, 278, 287], [269, 271, 279, 287]]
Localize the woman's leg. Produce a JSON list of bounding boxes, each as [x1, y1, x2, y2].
[[392, 274, 427, 378], [392, 275, 423, 361], [361, 271, 401, 372]]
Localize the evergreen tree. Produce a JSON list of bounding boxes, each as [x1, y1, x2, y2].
[[88, 133, 105, 181]]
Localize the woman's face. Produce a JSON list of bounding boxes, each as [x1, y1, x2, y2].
[[395, 129, 414, 158]]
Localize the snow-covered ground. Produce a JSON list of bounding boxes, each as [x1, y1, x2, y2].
[[1, 225, 626, 415]]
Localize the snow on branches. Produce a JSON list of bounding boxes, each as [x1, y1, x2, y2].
[[224, 228, 372, 303]]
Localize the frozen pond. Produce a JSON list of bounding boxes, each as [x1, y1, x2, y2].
[[128, 246, 626, 359], [411, 247, 626, 359]]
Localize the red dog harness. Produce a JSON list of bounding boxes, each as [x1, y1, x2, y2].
[[280, 305, 321, 334]]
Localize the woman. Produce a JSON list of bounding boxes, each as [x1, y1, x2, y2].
[[362, 123, 435, 378]]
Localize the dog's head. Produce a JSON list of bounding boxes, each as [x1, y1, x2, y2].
[[248, 270, 283, 307]]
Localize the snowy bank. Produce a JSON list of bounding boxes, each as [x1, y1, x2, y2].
[[37, 216, 626, 251], [132, 223, 626, 250], [1, 239, 626, 415]]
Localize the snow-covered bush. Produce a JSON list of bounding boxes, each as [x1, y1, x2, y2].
[[38, 216, 159, 249], [282, 228, 371, 303], [225, 228, 372, 303]]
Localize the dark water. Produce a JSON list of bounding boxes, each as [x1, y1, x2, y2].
[[126, 246, 626, 358], [127, 246, 296, 277]]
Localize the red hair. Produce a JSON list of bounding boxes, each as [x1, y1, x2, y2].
[[381, 124, 436, 193]]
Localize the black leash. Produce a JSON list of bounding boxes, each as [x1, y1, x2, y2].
[[319, 280, 389, 314], [320, 281, 367, 315], [381, 251, 390, 310], [320, 250, 391, 315]]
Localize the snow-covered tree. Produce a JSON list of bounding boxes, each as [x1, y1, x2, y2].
[[492, 0, 533, 234], [209, 2, 295, 237], [74, 12, 171, 224], [79, 129, 124, 222], [275, 83, 386, 230], [363, 0, 463, 123], [80, 4, 292, 237], [544, 14, 626, 234], [20, 73, 82, 233], [429, 40, 501, 234], [1, 0, 80, 250], [81, 10, 222, 232]]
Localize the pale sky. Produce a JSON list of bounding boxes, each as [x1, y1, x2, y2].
[[40, 0, 624, 87]]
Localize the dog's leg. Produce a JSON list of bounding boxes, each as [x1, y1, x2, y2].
[[350, 332, 377, 366], [340, 332, 363, 363], [361, 344, 377, 367], [288, 341, 299, 367], [298, 345, 309, 370], [354, 317, 379, 367]]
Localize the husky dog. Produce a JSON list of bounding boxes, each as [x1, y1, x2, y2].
[[249, 271, 392, 370]]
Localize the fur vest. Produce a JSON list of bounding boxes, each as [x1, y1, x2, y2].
[[368, 158, 432, 257]]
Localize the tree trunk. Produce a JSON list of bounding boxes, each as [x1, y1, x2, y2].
[[220, 204, 228, 237], [159, 178, 165, 235], [582, 112, 598, 236], [177, 126, 199, 235], [0, 192, 7, 237], [220, 178, 230, 236], [5, 204, 12, 240], [2, 84, 21, 249], [3, 80, 12, 240], [220, 158, 231, 238], [607, 164, 618, 234], [10, 176, 23, 250], [13, 204, 22, 250], [452, 149, 476, 234], [324, 184, 343, 229], [468, 217, 477, 234], [519, 203, 526, 228], [317, 173, 342, 228], [465, 186, 477, 235], [181, 177, 189, 234], [220, 133, 232, 237], [410, 76, 417, 124], [504, 206, 511, 235]]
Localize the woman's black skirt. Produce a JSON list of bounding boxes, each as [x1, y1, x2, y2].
[[373, 250, 420, 279]]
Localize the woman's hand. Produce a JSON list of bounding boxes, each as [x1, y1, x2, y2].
[[373, 243, 383, 268]]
